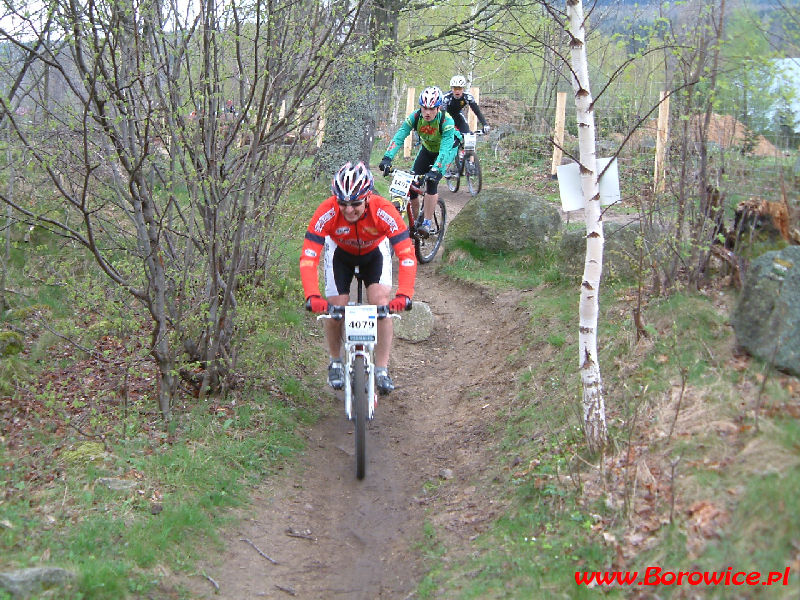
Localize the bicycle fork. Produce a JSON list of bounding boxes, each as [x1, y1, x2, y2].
[[344, 348, 376, 421]]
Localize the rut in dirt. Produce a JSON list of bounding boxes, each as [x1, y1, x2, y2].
[[182, 192, 528, 599]]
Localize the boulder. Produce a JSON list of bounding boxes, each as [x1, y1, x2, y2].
[[394, 300, 434, 342], [444, 189, 561, 254], [0, 567, 76, 599], [731, 246, 800, 376], [558, 221, 642, 281]]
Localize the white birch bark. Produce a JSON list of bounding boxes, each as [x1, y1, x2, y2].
[[566, 0, 608, 452]]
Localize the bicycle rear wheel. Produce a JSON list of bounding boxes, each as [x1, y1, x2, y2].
[[353, 355, 367, 479], [415, 198, 447, 264], [465, 153, 482, 196]]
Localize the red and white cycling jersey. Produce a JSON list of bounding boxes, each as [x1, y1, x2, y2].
[[299, 194, 417, 299]]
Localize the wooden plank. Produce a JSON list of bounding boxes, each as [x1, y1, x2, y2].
[[316, 99, 325, 148], [653, 90, 670, 193], [468, 87, 480, 132], [550, 91, 567, 177], [404, 88, 415, 158]]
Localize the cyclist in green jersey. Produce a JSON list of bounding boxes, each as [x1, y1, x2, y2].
[[379, 86, 462, 238]]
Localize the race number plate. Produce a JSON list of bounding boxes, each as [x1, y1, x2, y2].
[[463, 133, 477, 151], [345, 305, 378, 343], [389, 170, 415, 199]]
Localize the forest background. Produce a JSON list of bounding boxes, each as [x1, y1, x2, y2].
[[0, 0, 799, 598]]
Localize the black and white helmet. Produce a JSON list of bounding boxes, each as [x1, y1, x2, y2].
[[331, 161, 374, 204], [449, 75, 467, 88]]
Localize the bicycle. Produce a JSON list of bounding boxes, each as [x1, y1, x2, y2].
[[313, 267, 404, 480], [384, 167, 447, 264], [444, 131, 483, 196]]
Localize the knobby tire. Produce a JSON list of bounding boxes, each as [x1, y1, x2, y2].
[[353, 355, 367, 479], [466, 153, 482, 196], [446, 156, 460, 193], [415, 198, 447, 264]]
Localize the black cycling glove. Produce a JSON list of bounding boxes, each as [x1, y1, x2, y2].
[[424, 169, 442, 183]]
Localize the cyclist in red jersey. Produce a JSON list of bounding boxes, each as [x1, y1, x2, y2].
[[301, 162, 417, 394]]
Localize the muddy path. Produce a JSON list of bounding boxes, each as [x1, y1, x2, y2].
[[182, 190, 528, 599]]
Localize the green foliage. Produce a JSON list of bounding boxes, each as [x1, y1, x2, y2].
[[0, 391, 312, 599], [0, 176, 326, 598]]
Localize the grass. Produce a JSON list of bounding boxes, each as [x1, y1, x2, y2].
[[0, 386, 318, 599], [440, 240, 568, 290], [0, 185, 327, 598], [411, 239, 800, 598]]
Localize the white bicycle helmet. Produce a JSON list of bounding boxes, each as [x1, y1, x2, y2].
[[418, 86, 443, 108], [449, 75, 467, 88], [332, 161, 373, 203]]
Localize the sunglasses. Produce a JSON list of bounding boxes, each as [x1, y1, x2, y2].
[[337, 199, 365, 208]]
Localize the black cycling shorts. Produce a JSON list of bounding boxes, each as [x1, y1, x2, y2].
[[323, 237, 392, 297]]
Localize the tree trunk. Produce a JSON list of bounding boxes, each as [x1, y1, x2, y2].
[[566, 0, 607, 453], [371, 0, 399, 122], [316, 7, 376, 175]]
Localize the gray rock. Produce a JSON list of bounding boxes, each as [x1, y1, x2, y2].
[[731, 246, 800, 376], [444, 189, 561, 254], [96, 477, 139, 491], [0, 567, 76, 599], [394, 301, 434, 342], [558, 221, 643, 281]]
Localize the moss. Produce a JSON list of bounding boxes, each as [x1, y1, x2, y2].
[[60, 442, 107, 466], [4, 304, 52, 322], [0, 330, 23, 356]]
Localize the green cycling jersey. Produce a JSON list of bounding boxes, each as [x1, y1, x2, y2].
[[384, 110, 462, 173]]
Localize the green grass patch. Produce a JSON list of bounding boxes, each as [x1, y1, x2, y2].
[[0, 390, 313, 599], [440, 241, 568, 290]]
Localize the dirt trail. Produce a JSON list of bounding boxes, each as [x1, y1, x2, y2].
[[182, 190, 527, 599]]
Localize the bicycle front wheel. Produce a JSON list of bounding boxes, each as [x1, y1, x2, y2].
[[415, 198, 447, 264], [445, 159, 460, 193], [465, 153, 482, 196], [353, 355, 367, 479]]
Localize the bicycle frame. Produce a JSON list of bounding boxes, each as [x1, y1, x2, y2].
[[457, 132, 480, 174], [385, 167, 447, 264], [446, 131, 483, 196], [318, 273, 385, 421], [388, 169, 423, 230]]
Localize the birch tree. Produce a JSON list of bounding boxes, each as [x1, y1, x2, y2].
[[566, 0, 607, 452]]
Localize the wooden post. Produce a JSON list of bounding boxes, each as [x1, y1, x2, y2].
[[468, 87, 480, 132], [550, 91, 567, 178], [316, 99, 326, 148], [404, 87, 416, 158], [653, 90, 670, 194]]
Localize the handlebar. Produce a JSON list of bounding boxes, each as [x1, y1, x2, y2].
[[381, 165, 418, 179], [312, 303, 410, 320], [329, 304, 391, 319]]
